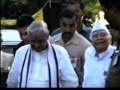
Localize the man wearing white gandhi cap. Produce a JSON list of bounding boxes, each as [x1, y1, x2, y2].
[[82, 22, 117, 88]]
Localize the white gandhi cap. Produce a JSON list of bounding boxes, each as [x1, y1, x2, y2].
[[90, 22, 110, 40]]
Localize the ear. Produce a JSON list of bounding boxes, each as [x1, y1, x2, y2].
[[75, 22, 78, 28], [59, 20, 63, 26], [110, 10, 114, 16]]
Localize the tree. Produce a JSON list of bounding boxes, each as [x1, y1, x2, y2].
[[82, 0, 102, 20]]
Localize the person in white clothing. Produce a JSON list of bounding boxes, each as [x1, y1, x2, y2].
[[1, 33, 13, 70], [1, 51, 13, 70], [6, 21, 78, 88], [82, 22, 117, 88], [1, 33, 13, 88]]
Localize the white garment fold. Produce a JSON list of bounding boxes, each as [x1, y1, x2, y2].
[[82, 45, 117, 88], [19, 42, 58, 87], [7, 41, 78, 88]]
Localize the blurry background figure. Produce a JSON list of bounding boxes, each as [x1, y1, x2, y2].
[[82, 15, 93, 28], [98, 11, 109, 26], [51, 0, 91, 41], [13, 14, 34, 55], [93, 11, 110, 29], [1, 33, 13, 88], [1, 49, 13, 71], [99, 0, 120, 87], [94, 15, 99, 23]]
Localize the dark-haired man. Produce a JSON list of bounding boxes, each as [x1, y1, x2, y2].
[[50, 9, 91, 86], [51, 0, 91, 41], [13, 14, 34, 55]]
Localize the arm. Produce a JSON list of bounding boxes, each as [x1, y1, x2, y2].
[[59, 48, 79, 88], [6, 48, 24, 88]]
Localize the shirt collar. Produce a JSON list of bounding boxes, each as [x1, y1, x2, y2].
[[54, 31, 81, 45], [94, 45, 117, 61], [67, 31, 81, 45]]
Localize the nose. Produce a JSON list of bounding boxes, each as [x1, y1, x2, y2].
[[65, 26, 70, 32], [21, 35, 28, 40], [97, 34, 103, 39]]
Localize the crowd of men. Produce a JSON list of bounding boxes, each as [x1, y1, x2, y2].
[[1, 0, 120, 88]]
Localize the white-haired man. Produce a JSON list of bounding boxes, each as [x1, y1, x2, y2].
[[82, 22, 117, 88], [6, 21, 78, 88]]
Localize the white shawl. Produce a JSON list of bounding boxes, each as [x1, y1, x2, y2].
[[18, 42, 59, 87]]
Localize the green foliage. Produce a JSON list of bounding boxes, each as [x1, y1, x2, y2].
[[12, 0, 27, 5], [83, 0, 102, 19]]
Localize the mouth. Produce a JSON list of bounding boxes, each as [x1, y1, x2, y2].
[[95, 40, 105, 44]]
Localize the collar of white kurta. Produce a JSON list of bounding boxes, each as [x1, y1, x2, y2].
[[85, 45, 117, 61], [19, 41, 59, 88]]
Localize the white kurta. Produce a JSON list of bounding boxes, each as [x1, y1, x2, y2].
[[6, 42, 78, 88], [82, 45, 116, 88], [27, 49, 49, 87]]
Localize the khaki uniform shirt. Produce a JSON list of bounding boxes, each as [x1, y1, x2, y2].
[[50, 31, 91, 75], [106, 48, 120, 88]]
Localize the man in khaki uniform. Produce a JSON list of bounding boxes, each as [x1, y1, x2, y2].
[[50, 9, 91, 86], [99, 0, 120, 87]]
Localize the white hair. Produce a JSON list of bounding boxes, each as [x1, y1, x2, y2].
[[27, 21, 49, 36]]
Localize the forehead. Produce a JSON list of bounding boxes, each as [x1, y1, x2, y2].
[[18, 27, 27, 32], [30, 32, 47, 38], [61, 17, 76, 23], [67, 3, 80, 10], [92, 30, 108, 35]]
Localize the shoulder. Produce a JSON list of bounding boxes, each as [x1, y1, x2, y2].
[[13, 42, 25, 54], [52, 44, 68, 54], [15, 44, 30, 55], [51, 27, 61, 36], [111, 50, 120, 67], [13, 45, 30, 66], [77, 32, 91, 45], [80, 34, 91, 44], [85, 46, 94, 55], [14, 42, 25, 50], [49, 33, 62, 43], [76, 33, 92, 52]]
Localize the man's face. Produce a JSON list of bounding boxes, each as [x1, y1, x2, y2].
[[30, 32, 48, 52], [60, 17, 77, 35], [92, 31, 111, 53], [18, 27, 30, 44], [66, 3, 84, 31], [67, 3, 84, 21]]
